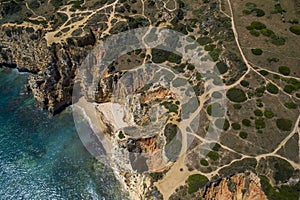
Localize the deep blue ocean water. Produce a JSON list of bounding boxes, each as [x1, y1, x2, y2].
[[0, 68, 125, 199]]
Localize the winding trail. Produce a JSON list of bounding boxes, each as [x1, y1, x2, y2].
[[155, 0, 300, 198]]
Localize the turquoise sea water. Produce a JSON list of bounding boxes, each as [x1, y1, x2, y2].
[[0, 68, 125, 199]]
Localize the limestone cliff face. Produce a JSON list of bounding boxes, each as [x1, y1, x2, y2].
[[0, 26, 95, 114], [200, 173, 267, 200], [0, 26, 51, 72]]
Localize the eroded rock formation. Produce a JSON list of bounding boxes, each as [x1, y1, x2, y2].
[[200, 172, 268, 200], [0, 26, 94, 114]]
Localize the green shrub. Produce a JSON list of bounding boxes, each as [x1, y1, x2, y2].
[[242, 119, 251, 127], [254, 109, 263, 116], [187, 64, 195, 71], [251, 21, 266, 30], [173, 64, 185, 73], [273, 74, 280, 79], [246, 25, 254, 30], [51, 0, 63, 9], [187, 174, 209, 194], [118, 131, 125, 139], [28, 0, 40, 9], [212, 143, 221, 151], [250, 30, 260, 37], [209, 48, 221, 61], [255, 86, 265, 97], [214, 61, 228, 74], [260, 29, 275, 37], [289, 26, 300, 35], [287, 78, 300, 89], [256, 99, 264, 107], [231, 123, 241, 130], [150, 172, 164, 181], [226, 88, 247, 102], [167, 52, 182, 63], [278, 66, 290, 76], [196, 36, 213, 45], [259, 70, 269, 76], [276, 118, 293, 131], [251, 8, 265, 17], [243, 10, 251, 15], [204, 44, 216, 51], [266, 83, 279, 94], [267, 57, 279, 63], [284, 85, 296, 94], [207, 151, 219, 161], [151, 48, 169, 63], [288, 19, 299, 24], [264, 110, 274, 118], [164, 123, 178, 144], [233, 104, 242, 109], [271, 36, 285, 46], [200, 159, 209, 166], [161, 101, 179, 114], [296, 93, 300, 98], [284, 102, 297, 109], [274, 3, 284, 13], [239, 131, 248, 139], [255, 118, 265, 129], [240, 80, 249, 87], [251, 48, 263, 55]]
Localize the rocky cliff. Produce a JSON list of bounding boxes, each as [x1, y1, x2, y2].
[[200, 172, 268, 200], [0, 25, 95, 114]]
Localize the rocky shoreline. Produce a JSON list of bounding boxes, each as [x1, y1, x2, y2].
[[0, 25, 95, 114]]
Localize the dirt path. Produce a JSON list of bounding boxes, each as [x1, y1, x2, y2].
[[45, 0, 119, 45], [155, 1, 300, 198]]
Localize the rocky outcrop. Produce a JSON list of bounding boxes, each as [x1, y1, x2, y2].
[[0, 26, 51, 72], [0, 25, 94, 114], [200, 172, 268, 200]]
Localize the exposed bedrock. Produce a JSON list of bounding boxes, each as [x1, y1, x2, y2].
[[0, 26, 95, 114]]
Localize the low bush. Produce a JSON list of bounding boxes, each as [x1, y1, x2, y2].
[[200, 159, 209, 166], [278, 66, 290, 76], [284, 85, 296, 94], [226, 88, 247, 102], [239, 131, 248, 139], [251, 48, 263, 55], [254, 109, 263, 116], [251, 8, 265, 17], [284, 102, 297, 109], [255, 118, 266, 129], [242, 119, 251, 127], [250, 30, 260, 37], [187, 174, 209, 194], [231, 123, 241, 130], [251, 21, 266, 30], [207, 151, 219, 161], [214, 61, 228, 74], [289, 26, 300, 35], [276, 118, 293, 131], [260, 29, 275, 37], [240, 80, 249, 87], [266, 83, 279, 94], [264, 110, 274, 118]]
